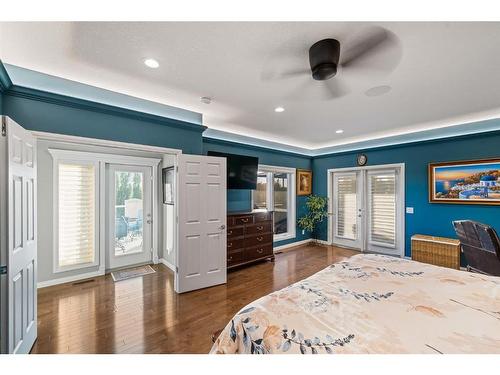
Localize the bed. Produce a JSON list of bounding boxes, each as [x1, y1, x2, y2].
[[211, 253, 500, 354]]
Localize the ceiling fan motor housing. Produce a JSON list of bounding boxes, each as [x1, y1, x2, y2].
[[309, 38, 341, 80]]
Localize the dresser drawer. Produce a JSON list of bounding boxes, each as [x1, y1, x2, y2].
[[227, 226, 244, 239], [234, 215, 253, 225], [227, 238, 245, 252], [246, 222, 272, 236], [245, 233, 273, 247], [254, 211, 272, 222], [245, 244, 273, 261], [227, 250, 245, 267]]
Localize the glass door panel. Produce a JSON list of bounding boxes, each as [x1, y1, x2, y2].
[[332, 171, 363, 249], [114, 170, 144, 255], [366, 169, 400, 256]]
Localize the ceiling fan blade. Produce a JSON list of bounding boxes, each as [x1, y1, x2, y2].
[[284, 79, 312, 101], [322, 78, 349, 99], [261, 68, 310, 81], [286, 77, 348, 101], [340, 26, 400, 70]]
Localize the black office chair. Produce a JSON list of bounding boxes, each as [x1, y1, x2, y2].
[[452, 220, 500, 276]]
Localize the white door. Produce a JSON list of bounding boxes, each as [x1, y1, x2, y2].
[[332, 171, 364, 249], [330, 165, 404, 257], [175, 154, 226, 293], [2, 117, 37, 354], [107, 164, 153, 270], [365, 169, 402, 256]]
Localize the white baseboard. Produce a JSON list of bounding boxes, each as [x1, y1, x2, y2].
[[315, 239, 331, 246], [37, 269, 105, 289], [274, 239, 313, 252], [159, 258, 176, 272]]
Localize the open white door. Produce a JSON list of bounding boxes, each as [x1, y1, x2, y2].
[[1, 117, 37, 354], [175, 154, 226, 293]]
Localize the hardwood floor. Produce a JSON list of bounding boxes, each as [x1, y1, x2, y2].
[[31, 244, 358, 354]]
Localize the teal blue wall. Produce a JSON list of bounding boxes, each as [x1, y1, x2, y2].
[[312, 130, 500, 257], [3, 64, 499, 256], [2, 89, 205, 154], [203, 137, 313, 247]]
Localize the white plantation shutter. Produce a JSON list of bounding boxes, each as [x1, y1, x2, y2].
[[368, 171, 396, 247], [336, 174, 358, 239], [58, 162, 97, 267]]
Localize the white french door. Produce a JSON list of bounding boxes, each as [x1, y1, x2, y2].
[[107, 164, 153, 270], [330, 164, 404, 257], [1, 117, 37, 354]]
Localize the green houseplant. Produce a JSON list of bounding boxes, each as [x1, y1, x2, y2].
[[297, 195, 328, 233]]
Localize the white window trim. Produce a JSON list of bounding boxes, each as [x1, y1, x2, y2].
[[252, 164, 296, 242], [49, 148, 161, 274]]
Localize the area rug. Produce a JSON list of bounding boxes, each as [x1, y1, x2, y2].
[[111, 265, 156, 282]]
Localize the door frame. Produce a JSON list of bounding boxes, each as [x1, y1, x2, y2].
[[327, 163, 405, 257]]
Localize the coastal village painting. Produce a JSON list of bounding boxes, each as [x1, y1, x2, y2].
[[429, 159, 500, 205]]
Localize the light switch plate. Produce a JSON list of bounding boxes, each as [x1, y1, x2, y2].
[[406, 207, 414, 214]]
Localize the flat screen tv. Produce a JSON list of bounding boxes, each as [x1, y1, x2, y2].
[[207, 151, 258, 189]]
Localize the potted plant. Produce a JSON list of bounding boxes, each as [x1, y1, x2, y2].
[[297, 195, 328, 242]]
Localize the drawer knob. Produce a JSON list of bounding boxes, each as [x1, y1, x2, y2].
[[257, 248, 264, 254], [257, 226, 263, 231], [257, 236, 263, 241], [228, 230, 233, 235], [228, 243, 232, 248], [228, 256, 232, 261], [241, 218, 249, 223]]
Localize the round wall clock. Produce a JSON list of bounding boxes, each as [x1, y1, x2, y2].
[[357, 154, 367, 166]]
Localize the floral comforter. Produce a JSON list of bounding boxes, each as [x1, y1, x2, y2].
[[211, 254, 500, 354]]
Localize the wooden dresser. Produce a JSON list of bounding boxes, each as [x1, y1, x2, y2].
[[227, 210, 274, 269]]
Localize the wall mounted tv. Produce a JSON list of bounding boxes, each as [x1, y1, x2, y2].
[[207, 151, 259, 189]]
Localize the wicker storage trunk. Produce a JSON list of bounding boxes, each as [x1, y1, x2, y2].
[[411, 234, 461, 270]]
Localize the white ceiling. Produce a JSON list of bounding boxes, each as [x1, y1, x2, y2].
[[2, 22, 500, 152]]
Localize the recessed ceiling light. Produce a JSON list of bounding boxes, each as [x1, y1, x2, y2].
[[274, 106, 285, 113], [336, 129, 344, 134], [144, 58, 159, 69]]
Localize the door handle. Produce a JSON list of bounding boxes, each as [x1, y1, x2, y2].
[[146, 219, 152, 224]]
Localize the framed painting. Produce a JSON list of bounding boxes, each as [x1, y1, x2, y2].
[[297, 169, 312, 196], [429, 158, 500, 205]]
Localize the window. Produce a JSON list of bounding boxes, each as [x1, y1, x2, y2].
[[252, 165, 296, 241], [51, 153, 100, 272]]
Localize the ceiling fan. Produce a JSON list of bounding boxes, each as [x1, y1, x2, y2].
[[262, 26, 401, 99]]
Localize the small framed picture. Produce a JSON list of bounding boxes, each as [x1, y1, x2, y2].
[[297, 169, 312, 196], [429, 158, 500, 205], [162, 166, 175, 204]]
